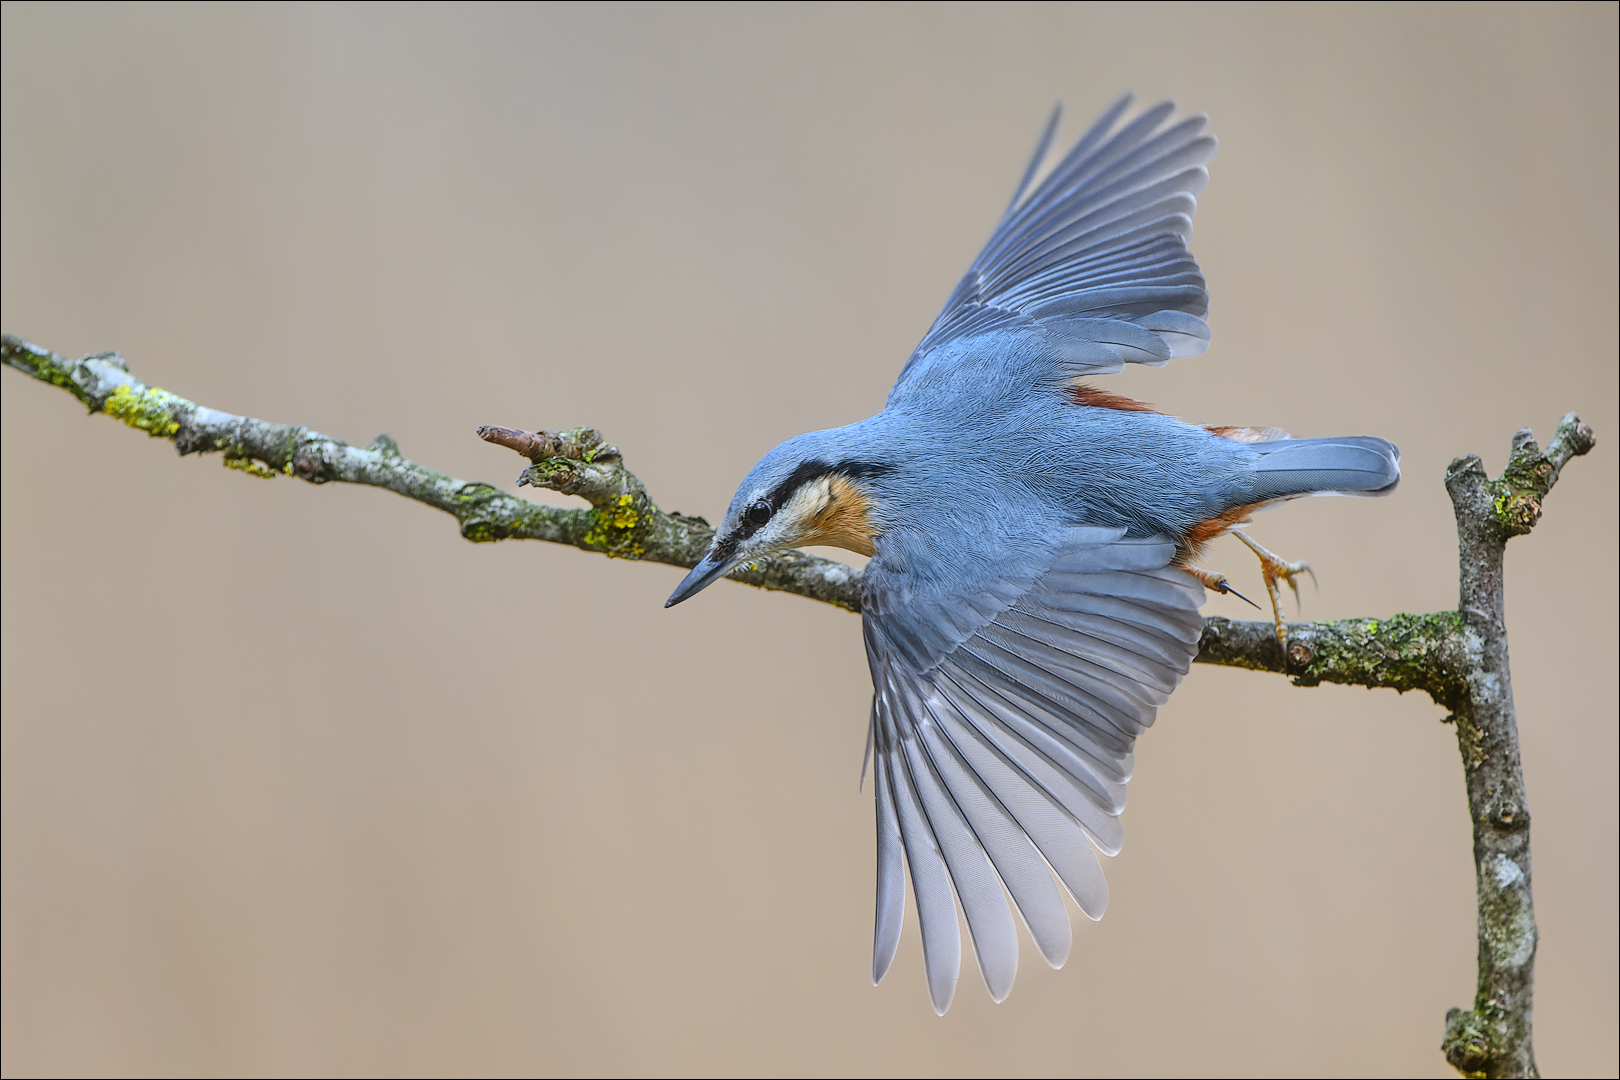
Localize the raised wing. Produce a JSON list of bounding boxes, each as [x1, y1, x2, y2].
[[893, 95, 1217, 399], [863, 526, 1205, 1013]]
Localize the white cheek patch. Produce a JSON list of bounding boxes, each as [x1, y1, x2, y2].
[[780, 480, 833, 536]]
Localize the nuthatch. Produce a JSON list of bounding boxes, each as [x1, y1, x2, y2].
[[667, 95, 1400, 1014]]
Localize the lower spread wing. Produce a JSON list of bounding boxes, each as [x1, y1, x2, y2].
[[863, 526, 1205, 1014]]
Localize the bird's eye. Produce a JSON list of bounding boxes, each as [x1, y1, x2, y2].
[[746, 500, 772, 526]]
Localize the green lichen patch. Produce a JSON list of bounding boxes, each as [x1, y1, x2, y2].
[[1486, 439, 1559, 539], [520, 458, 578, 488], [1, 337, 96, 406], [1442, 1004, 1495, 1077], [103, 384, 185, 438], [461, 516, 511, 543], [29, 355, 82, 396], [450, 483, 509, 540], [559, 425, 619, 463], [460, 500, 580, 543], [1291, 610, 1465, 704], [450, 481, 503, 507], [1488, 482, 1543, 538], [451, 483, 581, 544]]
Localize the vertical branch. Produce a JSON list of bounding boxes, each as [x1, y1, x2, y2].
[[1440, 415, 1594, 1079]]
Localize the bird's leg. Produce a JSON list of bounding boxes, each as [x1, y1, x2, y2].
[[1180, 565, 1261, 610], [1232, 531, 1317, 646]]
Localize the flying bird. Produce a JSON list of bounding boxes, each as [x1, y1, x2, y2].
[[665, 94, 1400, 1014]]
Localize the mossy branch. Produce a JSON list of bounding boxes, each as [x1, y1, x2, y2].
[[0, 333, 861, 608], [1195, 611, 1468, 701], [1430, 414, 1593, 1080], [1200, 415, 1595, 1079], [3, 333, 1594, 1077]]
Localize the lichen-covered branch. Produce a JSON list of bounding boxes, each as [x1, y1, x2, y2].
[[1434, 414, 1594, 1080], [1, 334, 862, 609], [1204, 417, 1593, 1079], [1195, 611, 1467, 700], [2, 334, 1595, 1077]]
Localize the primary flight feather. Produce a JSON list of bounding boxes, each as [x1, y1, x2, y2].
[[666, 94, 1399, 1014]]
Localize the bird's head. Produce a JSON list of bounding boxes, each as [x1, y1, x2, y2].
[[665, 432, 893, 607]]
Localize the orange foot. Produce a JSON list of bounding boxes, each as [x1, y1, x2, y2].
[[1232, 531, 1317, 645]]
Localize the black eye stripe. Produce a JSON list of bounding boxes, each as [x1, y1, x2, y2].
[[759, 459, 832, 512], [761, 459, 894, 512], [729, 458, 894, 542]]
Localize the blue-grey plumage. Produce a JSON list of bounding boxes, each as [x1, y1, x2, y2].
[[666, 94, 1400, 1014]]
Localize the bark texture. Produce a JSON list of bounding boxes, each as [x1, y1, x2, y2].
[[1432, 416, 1594, 1079], [2, 333, 1595, 1077]]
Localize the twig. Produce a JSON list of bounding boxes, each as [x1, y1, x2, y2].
[[1, 333, 1593, 1077]]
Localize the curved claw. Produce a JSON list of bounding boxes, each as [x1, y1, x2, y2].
[[1281, 563, 1311, 611], [1178, 565, 1262, 609], [1232, 531, 1317, 644], [1222, 583, 1262, 610]]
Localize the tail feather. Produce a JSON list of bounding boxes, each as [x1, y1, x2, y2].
[[1249, 436, 1400, 500]]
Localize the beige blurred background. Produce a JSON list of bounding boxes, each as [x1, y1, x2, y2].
[[2, 3, 1615, 1077]]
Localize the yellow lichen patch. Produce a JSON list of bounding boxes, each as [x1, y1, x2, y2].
[[224, 456, 278, 479], [607, 493, 639, 531], [583, 493, 645, 556], [103, 384, 183, 437]]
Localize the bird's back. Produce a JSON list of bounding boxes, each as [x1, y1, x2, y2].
[[866, 330, 1256, 544]]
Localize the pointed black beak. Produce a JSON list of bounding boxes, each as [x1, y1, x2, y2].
[[665, 549, 735, 608]]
